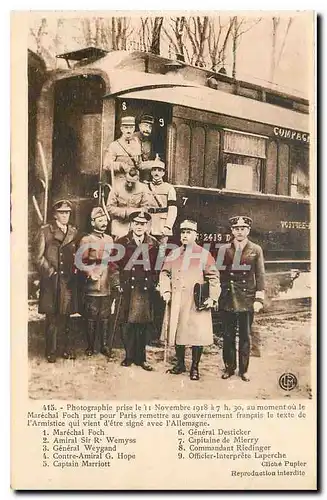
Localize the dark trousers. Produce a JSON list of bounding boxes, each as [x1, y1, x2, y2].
[[122, 323, 148, 365], [84, 296, 112, 351], [45, 314, 72, 356], [222, 311, 253, 375]]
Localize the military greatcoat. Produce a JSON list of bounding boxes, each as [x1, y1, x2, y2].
[[114, 232, 159, 324], [218, 240, 265, 312], [34, 223, 78, 315], [159, 243, 220, 346]]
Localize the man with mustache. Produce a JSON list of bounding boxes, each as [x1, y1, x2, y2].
[[106, 168, 150, 239], [78, 207, 119, 358]]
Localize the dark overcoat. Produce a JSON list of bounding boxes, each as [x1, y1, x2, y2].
[[114, 232, 159, 324], [218, 240, 265, 312], [34, 223, 78, 315]]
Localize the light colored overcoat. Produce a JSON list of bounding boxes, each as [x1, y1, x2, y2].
[[159, 243, 220, 346]]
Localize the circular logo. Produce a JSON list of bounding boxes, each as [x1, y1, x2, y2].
[[279, 373, 298, 391]]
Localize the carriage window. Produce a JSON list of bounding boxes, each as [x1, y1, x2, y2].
[[222, 130, 266, 193], [290, 146, 309, 198]]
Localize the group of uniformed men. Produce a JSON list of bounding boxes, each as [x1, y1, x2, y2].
[[34, 114, 265, 383]]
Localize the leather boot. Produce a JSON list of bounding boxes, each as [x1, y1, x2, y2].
[[100, 319, 112, 358], [86, 320, 97, 356], [190, 346, 203, 381], [63, 318, 76, 360], [167, 345, 186, 374]]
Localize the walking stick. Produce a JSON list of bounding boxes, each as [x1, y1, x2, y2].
[[107, 290, 123, 359], [162, 302, 171, 371]]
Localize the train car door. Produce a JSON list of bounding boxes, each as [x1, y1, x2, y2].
[[115, 98, 171, 167], [51, 75, 106, 229]]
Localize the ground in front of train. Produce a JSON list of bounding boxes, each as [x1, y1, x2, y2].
[[28, 305, 311, 401]]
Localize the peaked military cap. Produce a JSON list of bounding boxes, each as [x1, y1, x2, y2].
[[52, 199, 72, 212], [129, 210, 151, 223], [140, 114, 155, 125], [121, 116, 135, 126], [229, 216, 252, 228], [180, 219, 198, 231], [90, 206, 107, 220]]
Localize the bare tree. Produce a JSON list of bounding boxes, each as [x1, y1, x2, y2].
[[207, 17, 234, 71], [185, 16, 209, 67], [162, 17, 188, 61], [231, 16, 262, 78], [138, 17, 164, 55], [270, 16, 294, 82]]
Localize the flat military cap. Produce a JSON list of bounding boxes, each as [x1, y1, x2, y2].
[[90, 206, 107, 220], [180, 219, 198, 231], [52, 199, 72, 212], [129, 210, 151, 223], [140, 114, 155, 125], [229, 216, 253, 228], [121, 116, 135, 126]]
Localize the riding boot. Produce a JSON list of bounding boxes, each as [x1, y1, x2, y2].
[[190, 346, 203, 381], [167, 345, 186, 374], [100, 319, 112, 358], [86, 319, 97, 356], [62, 317, 76, 360]]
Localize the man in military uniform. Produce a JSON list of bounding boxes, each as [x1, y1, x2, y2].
[[106, 168, 150, 239], [34, 200, 78, 363], [160, 220, 220, 381], [103, 116, 142, 190], [114, 211, 159, 371], [218, 216, 265, 382], [77, 207, 119, 357], [146, 156, 177, 246], [133, 114, 155, 163]]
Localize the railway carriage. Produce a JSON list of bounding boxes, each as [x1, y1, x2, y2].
[[28, 47, 311, 311]]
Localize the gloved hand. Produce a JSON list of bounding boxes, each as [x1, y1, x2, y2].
[[162, 292, 171, 304], [203, 298, 215, 309], [253, 301, 263, 313]]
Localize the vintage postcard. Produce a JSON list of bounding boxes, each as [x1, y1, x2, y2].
[[11, 10, 316, 490]]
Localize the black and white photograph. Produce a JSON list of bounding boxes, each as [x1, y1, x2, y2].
[[25, 12, 313, 401]]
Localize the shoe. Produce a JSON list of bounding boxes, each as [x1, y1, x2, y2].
[[140, 362, 153, 372], [63, 350, 76, 360], [240, 374, 250, 382], [221, 371, 235, 379], [100, 346, 112, 358], [190, 365, 200, 381], [167, 363, 186, 375], [47, 354, 56, 363], [85, 347, 94, 357], [121, 359, 133, 367]]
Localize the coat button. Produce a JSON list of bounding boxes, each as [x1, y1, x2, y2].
[[243, 288, 246, 291], [131, 286, 134, 289], [144, 287, 147, 290], [242, 280, 246, 283], [61, 271, 64, 275], [230, 280, 234, 283], [131, 277, 135, 280], [230, 272, 234, 276], [145, 277, 148, 281]]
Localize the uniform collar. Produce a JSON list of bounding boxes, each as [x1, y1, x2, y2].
[[233, 238, 249, 251], [56, 220, 67, 234]]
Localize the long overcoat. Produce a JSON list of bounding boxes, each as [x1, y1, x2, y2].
[[218, 240, 265, 312], [34, 223, 78, 315], [114, 232, 159, 324], [159, 243, 220, 346]]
